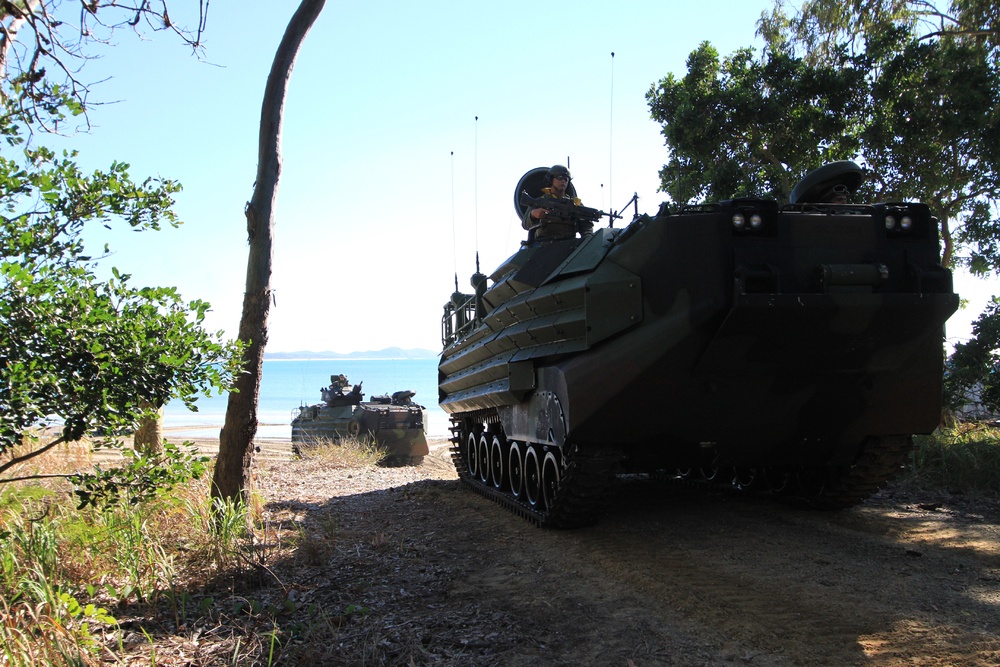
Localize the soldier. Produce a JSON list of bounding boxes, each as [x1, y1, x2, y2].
[[522, 164, 594, 242], [789, 160, 865, 206], [321, 374, 351, 403], [825, 184, 852, 205]]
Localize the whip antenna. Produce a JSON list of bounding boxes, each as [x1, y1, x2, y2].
[[474, 115, 480, 256], [450, 150, 458, 280], [609, 51, 615, 209]]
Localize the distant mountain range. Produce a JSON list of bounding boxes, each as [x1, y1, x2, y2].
[[263, 347, 437, 360]]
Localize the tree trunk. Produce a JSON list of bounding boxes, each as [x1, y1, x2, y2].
[[133, 402, 164, 454], [211, 0, 326, 506], [939, 215, 953, 268]]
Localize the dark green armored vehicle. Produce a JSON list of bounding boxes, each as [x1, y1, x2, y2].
[[439, 163, 959, 527], [292, 374, 429, 465]]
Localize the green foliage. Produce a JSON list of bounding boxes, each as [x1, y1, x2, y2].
[[0, 497, 116, 666], [748, 1, 1000, 272], [0, 89, 242, 467], [758, 0, 1000, 64], [647, 41, 864, 204], [0, 472, 247, 664], [909, 423, 1000, 493], [944, 296, 1000, 414], [0, 4, 237, 474], [0, 484, 56, 509], [646, 11, 1000, 247], [71, 442, 210, 510], [203, 494, 254, 572]]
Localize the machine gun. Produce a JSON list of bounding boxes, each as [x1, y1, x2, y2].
[[519, 191, 608, 227]]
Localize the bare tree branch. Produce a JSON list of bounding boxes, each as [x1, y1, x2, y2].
[[0, 472, 76, 484], [0, 0, 211, 132], [0, 431, 71, 476]]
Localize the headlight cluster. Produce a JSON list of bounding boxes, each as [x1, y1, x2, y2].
[[878, 203, 930, 237], [723, 199, 778, 236], [884, 213, 913, 231], [732, 211, 765, 231]]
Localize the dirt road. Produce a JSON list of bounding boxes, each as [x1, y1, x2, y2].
[[250, 438, 999, 666]]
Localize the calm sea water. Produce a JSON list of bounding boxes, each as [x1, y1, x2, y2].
[[162, 358, 448, 439]]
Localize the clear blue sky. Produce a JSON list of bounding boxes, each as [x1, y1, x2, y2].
[[62, 0, 986, 353]]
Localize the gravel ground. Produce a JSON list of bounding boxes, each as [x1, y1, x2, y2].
[[239, 437, 1000, 666], [106, 436, 1000, 666]]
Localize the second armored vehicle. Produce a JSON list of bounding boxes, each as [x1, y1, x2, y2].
[[292, 374, 429, 465]]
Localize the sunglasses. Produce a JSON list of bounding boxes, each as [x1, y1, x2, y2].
[[553, 175, 569, 181]]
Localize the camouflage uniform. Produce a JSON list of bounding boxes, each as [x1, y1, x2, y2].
[[521, 189, 593, 242]]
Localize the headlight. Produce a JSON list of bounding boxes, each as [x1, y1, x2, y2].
[[901, 215, 912, 230], [885, 215, 896, 230], [732, 213, 745, 229], [750, 213, 763, 229]]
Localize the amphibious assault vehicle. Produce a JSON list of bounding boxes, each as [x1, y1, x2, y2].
[[292, 374, 429, 465], [439, 162, 959, 527]]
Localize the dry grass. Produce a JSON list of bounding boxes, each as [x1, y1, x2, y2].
[[292, 435, 387, 468], [1, 431, 95, 485], [0, 430, 409, 666], [0, 436, 293, 666]]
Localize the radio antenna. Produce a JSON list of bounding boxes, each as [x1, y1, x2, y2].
[[608, 51, 615, 209], [474, 115, 480, 255], [450, 150, 458, 279]]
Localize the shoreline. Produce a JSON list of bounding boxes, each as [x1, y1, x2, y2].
[[162, 423, 452, 441], [143, 434, 455, 463], [158, 430, 453, 449]]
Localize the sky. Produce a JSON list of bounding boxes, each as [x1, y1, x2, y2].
[[51, 0, 992, 354]]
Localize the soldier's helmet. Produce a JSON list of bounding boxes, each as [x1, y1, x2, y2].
[[548, 164, 571, 180], [544, 164, 571, 188]]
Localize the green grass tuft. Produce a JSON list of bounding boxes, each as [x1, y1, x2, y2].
[[906, 423, 1000, 495]]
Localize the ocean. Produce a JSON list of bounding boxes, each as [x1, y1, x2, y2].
[[162, 358, 449, 439]]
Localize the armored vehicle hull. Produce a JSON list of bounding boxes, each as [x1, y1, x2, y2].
[[439, 179, 958, 526], [292, 377, 429, 465]]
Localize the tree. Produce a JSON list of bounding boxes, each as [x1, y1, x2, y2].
[[757, 0, 1000, 63], [0, 2, 241, 488], [646, 41, 865, 205], [1, 1, 210, 131], [646, 0, 1000, 413], [647, 14, 1000, 269], [753, 0, 1000, 269], [0, 116, 241, 477], [944, 297, 1000, 416], [211, 0, 326, 506]]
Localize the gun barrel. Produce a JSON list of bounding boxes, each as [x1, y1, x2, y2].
[[520, 191, 607, 221]]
